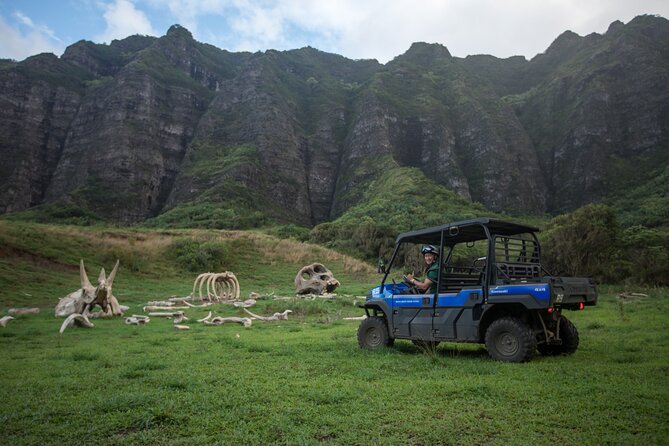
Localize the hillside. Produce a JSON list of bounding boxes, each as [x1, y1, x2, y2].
[[0, 220, 376, 308], [0, 16, 667, 232]]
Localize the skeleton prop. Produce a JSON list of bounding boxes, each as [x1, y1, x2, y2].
[[59, 313, 94, 333], [243, 308, 292, 321], [198, 312, 252, 327], [55, 260, 123, 317], [8, 307, 40, 315], [125, 315, 150, 325], [148, 311, 185, 318], [191, 272, 240, 302], [295, 263, 340, 295], [143, 305, 190, 312]]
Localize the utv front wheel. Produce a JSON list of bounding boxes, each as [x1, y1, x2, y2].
[[485, 317, 536, 362], [358, 317, 393, 350]]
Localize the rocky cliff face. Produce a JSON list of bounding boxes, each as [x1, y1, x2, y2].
[[0, 54, 83, 214], [0, 17, 667, 226]]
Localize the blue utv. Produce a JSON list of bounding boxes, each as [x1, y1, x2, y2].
[[357, 218, 597, 362]]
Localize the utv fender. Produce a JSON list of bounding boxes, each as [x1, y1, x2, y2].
[[486, 294, 549, 310], [361, 298, 392, 318]]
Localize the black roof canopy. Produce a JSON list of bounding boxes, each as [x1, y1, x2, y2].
[[396, 218, 540, 246]]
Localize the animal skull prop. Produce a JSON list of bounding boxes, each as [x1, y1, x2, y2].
[[55, 259, 124, 317], [294, 263, 340, 295]]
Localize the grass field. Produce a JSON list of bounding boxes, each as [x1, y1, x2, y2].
[[1, 222, 668, 445]]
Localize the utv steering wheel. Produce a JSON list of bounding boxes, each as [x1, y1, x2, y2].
[[402, 275, 420, 294]]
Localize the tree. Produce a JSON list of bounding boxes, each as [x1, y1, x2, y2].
[[541, 204, 620, 281]]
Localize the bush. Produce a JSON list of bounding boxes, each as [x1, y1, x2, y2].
[[541, 204, 669, 286], [2, 203, 104, 226], [310, 218, 397, 261], [541, 204, 620, 282], [167, 238, 230, 272], [265, 224, 310, 242], [145, 203, 268, 230], [620, 226, 669, 286]]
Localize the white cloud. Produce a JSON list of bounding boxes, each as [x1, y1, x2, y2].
[[96, 0, 158, 43], [0, 13, 64, 61], [137, 0, 669, 62]]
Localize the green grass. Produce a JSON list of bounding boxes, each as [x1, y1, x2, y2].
[[1, 290, 667, 445], [0, 222, 667, 445]]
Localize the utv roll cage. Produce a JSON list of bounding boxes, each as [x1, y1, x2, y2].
[[381, 217, 545, 294]]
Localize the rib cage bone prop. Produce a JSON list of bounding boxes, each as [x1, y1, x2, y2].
[[55, 260, 124, 318], [191, 272, 240, 303]]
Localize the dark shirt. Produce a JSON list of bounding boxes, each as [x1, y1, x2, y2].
[[425, 262, 439, 294]]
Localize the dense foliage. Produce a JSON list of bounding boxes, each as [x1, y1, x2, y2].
[[167, 238, 230, 272], [542, 204, 669, 286], [310, 156, 489, 260]]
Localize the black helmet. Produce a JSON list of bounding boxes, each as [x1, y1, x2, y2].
[[421, 244, 439, 256]]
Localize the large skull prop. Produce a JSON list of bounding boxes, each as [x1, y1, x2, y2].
[[295, 263, 340, 295], [55, 259, 123, 317]]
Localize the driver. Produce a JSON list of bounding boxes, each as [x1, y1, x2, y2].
[[406, 245, 439, 294]]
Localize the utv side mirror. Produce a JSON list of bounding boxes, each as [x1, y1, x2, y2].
[[377, 258, 386, 274]]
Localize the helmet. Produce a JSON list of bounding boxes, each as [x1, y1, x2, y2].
[[421, 244, 439, 256]]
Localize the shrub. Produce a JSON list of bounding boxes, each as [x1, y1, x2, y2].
[[265, 224, 310, 242], [167, 238, 230, 272], [1, 203, 104, 226], [620, 225, 669, 286], [541, 204, 620, 282]]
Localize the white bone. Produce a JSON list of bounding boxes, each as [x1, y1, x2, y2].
[[197, 311, 213, 323], [59, 313, 94, 333], [8, 307, 40, 315]]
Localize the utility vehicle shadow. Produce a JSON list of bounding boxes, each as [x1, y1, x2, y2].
[[393, 341, 489, 359]]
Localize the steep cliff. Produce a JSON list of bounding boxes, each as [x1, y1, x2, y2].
[[508, 15, 669, 213], [0, 16, 667, 229]]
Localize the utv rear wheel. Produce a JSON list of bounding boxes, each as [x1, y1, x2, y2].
[[538, 316, 579, 356], [485, 317, 536, 362], [358, 317, 393, 350]]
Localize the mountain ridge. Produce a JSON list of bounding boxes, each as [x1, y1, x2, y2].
[[0, 15, 667, 229]]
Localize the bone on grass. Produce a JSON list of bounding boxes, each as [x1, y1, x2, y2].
[[143, 305, 190, 311], [59, 313, 94, 333], [197, 311, 213, 323], [147, 311, 185, 318], [8, 307, 40, 315], [172, 314, 189, 324], [204, 316, 252, 328], [125, 316, 150, 325], [243, 308, 292, 321]]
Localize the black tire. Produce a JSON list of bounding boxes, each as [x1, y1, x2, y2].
[[357, 317, 393, 350], [538, 317, 580, 356], [484, 317, 537, 362]]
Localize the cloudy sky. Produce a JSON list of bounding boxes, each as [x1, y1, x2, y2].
[[1, 0, 668, 63]]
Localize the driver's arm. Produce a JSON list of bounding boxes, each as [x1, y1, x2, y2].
[[406, 273, 433, 292]]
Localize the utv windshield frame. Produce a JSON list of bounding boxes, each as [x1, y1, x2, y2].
[[380, 218, 541, 291]]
